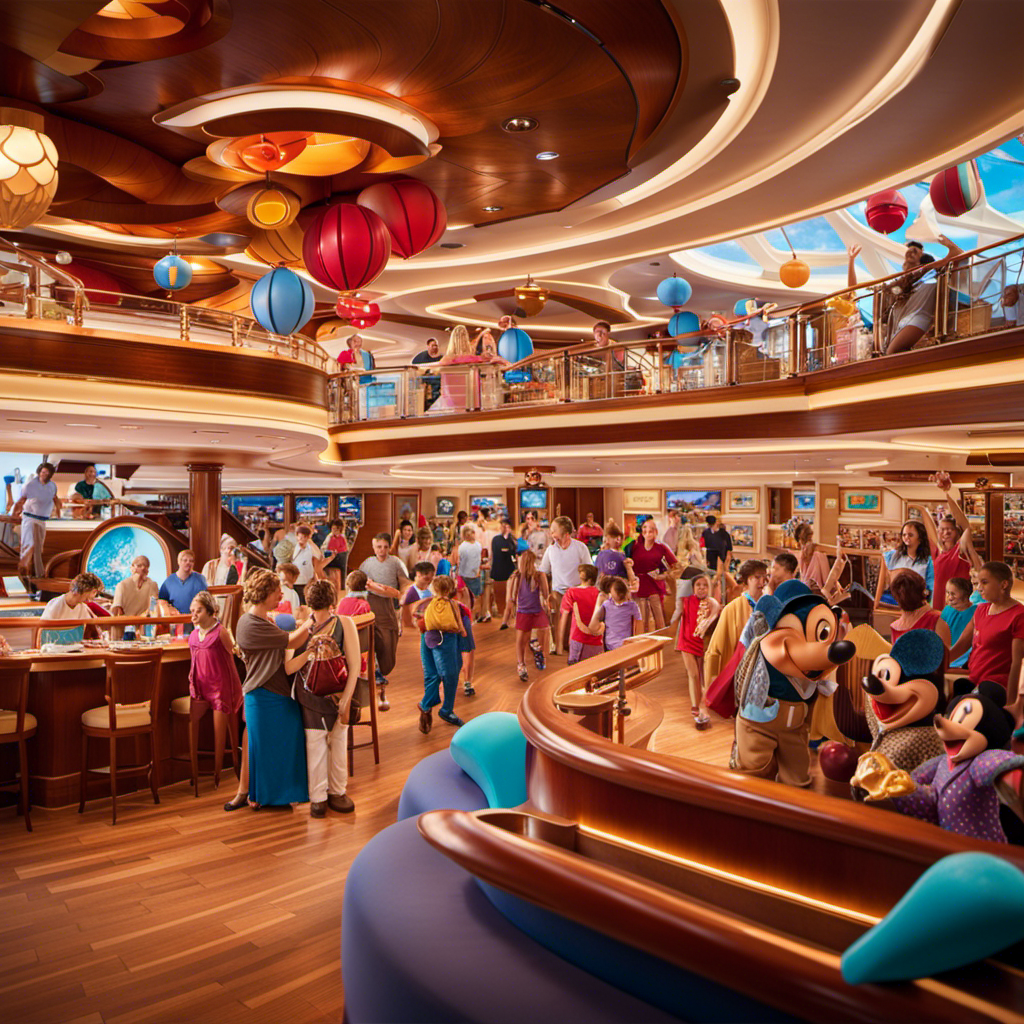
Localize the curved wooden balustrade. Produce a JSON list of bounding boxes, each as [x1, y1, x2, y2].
[[416, 638, 1024, 1020], [418, 808, 1022, 1023]]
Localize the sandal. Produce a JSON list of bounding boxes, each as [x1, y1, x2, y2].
[[517, 664, 529, 682]]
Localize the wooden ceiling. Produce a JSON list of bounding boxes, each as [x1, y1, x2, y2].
[[0, 0, 683, 279]]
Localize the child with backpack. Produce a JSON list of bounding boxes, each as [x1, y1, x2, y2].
[[412, 574, 467, 733]]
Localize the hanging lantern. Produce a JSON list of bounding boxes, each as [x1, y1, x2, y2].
[[153, 248, 192, 292], [513, 276, 548, 317], [245, 223, 305, 267], [656, 275, 692, 308], [929, 160, 982, 217], [0, 116, 59, 230], [303, 203, 391, 292], [245, 181, 301, 229], [668, 310, 700, 336], [865, 189, 908, 234], [498, 326, 533, 363], [780, 257, 810, 289], [356, 178, 447, 258], [250, 266, 314, 335], [349, 302, 381, 329]]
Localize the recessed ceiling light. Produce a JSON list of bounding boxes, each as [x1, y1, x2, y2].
[[482, 205, 503, 212], [439, 242, 464, 249], [65, 422, 99, 428], [209, 440, 221, 444], [535, 151, 559, 161], [502, 116, 538, 133], [7, 417, 45, 424], [118, 425, 141, 430], [194, 429, 230, 434], [17, 429, 35, 434]]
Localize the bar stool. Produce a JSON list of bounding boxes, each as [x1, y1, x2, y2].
[[0, 663, 36, 832], [79, 649, 163, 824], [169, 695, 240, 796]]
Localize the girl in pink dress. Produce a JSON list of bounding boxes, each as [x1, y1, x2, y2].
[[671, 574, 720, 728], [188, 592, 244, 787], [434, 325, 508, 412]]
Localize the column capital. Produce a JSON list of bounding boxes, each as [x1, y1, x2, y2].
[[186, 463, 224, 473]]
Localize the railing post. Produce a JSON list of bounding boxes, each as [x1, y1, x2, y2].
[[936, 261, 950, 342], [788, 315, 800, 375], [231, 317, 240, 347], [724, 329, 735, 385], [655, 342, 663, 394], [179, 303, 189, 341], [562, 348, 572, 402]]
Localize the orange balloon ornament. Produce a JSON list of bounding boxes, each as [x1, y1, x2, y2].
[[239, 133, 308, 173]]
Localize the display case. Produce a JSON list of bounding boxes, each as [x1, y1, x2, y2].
[[1003, 491, 1024, 581], [960, 488, 989, 558]]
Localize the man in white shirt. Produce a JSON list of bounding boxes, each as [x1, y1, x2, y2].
[[540, 516, 593, 656], [291, 524, 322, 602], [13, 461, 61, 589]]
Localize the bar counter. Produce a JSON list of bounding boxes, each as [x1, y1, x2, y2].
[[2, 617, 198, 807]]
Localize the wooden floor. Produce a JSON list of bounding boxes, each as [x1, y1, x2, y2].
[[0, 621, 749, 1024]]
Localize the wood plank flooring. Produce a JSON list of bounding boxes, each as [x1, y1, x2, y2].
[[0, 620, 742, 1023]]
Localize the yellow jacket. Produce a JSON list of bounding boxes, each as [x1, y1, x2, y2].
[[703, 594, 753, 683]]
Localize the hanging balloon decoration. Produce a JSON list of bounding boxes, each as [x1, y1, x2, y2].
[[777, 226, 810, 288], [245, 223, 305, 267], [356, 178, 447, 258], [929, 159, 982, 217], [733, 298, 756, 316], [498, 326, 533, 363], [865, 189, 908, 234], [0, 116, 59, 230], [153, 238, 192, 293], [246, 180, 301, 230], [668, 310, 700, 336], [303, 203, 392, 292], [656, 275, 692, 308], [239, 133, 309, 173], [250, 266, 314, 335], [335, 294, 382, 329], [513, 276, 548, 317], [350, 302, 381, 329]]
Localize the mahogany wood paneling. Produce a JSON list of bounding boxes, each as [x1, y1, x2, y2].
[[0, 322, 328, 408], [349, 491, 392, 568], [552, 487, 577, 525], [576, 486, 604, 525], [187, 463, 222, 568]]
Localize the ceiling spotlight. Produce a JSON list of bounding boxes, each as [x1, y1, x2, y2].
[[482, 205, 503, 212], [535, 151, 559, 161], [502, 116, 538, 133]]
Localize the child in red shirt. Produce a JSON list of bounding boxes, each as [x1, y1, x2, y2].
[[950, 561, 1024, 705], [337, 570, 372, 679], [560, 564, 603, 665]]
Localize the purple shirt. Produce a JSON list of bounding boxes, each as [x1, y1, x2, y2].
[[597, 598, 641, 649], [595, 549, 627, 578], [516, 575, 544, 615]]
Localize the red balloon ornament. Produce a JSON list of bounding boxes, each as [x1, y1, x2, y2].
[[336, 295, 381, 328], [350, 303, 381, 329], [818, 741, 859, 783], [865, 189, 908, 235], [303, 203, 392, 292], [357, 178, 447, 259]]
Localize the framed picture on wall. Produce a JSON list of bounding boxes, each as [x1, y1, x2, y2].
[[840, 488, 881, 514], [727, 489, 759, 513], [436, 496, 456, 517], [838, 525, 861, 549], [470, 494, 509, 519], [665, 489, 721, 514], [622, 489, 662, 513], [392, 493, 420, 529], [725, 521, 757, 550], [794, 491, 816, 513]]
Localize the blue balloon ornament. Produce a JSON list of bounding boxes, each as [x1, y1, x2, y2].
[[153, 254, 192, 292], [666, 345, 703, 369], [841, 852, 1024, 984], [449, 712, 527, 808], [734, 298, 755, 317], [656, 275, 692, 308], [668, 310, 700, 337], [249, 266, 314, 335], [498, 326, 533, 363]]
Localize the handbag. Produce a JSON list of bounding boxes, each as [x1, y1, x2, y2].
[[302, 618, 349, 697]]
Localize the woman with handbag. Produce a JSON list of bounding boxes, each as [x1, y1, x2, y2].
[[291, 579, 361, 817]]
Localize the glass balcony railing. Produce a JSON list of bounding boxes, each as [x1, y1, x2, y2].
[[328, 232, 1024, 425]]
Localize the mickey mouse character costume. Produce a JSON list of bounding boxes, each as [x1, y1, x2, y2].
[[733, 580, 856, 786], [862, 630, 947, 772], [888, 680, 1024, 843]]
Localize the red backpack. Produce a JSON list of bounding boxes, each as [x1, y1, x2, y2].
[[302, 618, 349, 697]]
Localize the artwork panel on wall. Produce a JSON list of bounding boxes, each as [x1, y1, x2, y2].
[[726, 489, 759, 513]]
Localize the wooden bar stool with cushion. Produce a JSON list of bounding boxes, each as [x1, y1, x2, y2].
[[0, 663, 37, 832], [348, 613, 380, 774], [169, 695, 240, 796], [79, 649, 164, 825]]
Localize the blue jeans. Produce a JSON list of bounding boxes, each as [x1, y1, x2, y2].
[[419, 633, 461, 716], [463, 576, 483, 597]]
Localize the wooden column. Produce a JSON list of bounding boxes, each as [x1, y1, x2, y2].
[[187, 463, 223, 568]]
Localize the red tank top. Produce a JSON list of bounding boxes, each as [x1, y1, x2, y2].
[[933, 546, 971, 611]]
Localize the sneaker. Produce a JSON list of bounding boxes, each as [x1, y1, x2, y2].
[[463, 682, 476, 696], [418, 706, 432, 734], [310, 801, 327, 818], [327, 793, 355, 813], [532, 646, 545, 670], [481, 614, 492, 623], [438, 710, 465, 727], [517, 665, 529, 683]]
